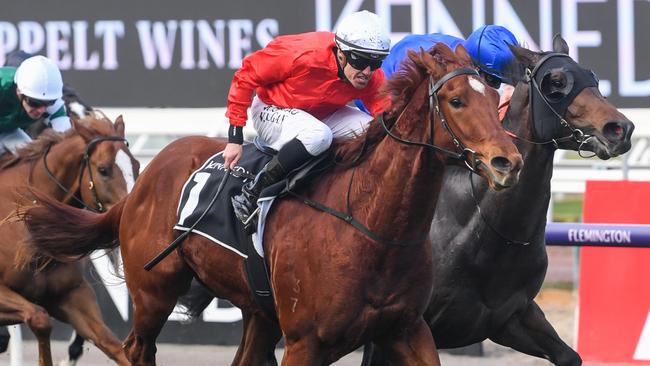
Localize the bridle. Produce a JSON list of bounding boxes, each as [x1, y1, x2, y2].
[[378, 67, 485, 172], [295, 66, 488, 247], [470, 52, 601, 246], [43, 135, 129, 213], [514, 52, 597, 157]]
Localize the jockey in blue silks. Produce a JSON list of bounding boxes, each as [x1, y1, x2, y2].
[[356, 25, 519, 113]]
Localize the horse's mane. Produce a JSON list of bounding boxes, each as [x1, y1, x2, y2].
[[333, 43, 466, 165], [0, 110, 112, 170]]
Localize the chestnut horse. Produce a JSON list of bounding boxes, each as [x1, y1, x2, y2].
[[363, 36, 635, 366], [19, 43, 523, 365], [0, 111, 138, 366]]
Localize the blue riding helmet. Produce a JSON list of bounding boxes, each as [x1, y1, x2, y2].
[[463, 25, 518, 84], [381, 33, 464, 80]]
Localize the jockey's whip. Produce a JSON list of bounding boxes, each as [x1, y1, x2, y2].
[[144, 168, 231, 271]]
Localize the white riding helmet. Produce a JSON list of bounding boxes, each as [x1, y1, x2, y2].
[[14, 55, 63, 101], [335, 10, 390, 58]]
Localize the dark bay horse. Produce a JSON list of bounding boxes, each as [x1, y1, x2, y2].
[[364, 36, 634, 366], [0, 111, 139, 366], [19, 43, 523, 365]]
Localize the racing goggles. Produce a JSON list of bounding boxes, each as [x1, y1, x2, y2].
[[479, 70, 502, 89], [23, 95, 56, 108], [344, 51, 384, 71]]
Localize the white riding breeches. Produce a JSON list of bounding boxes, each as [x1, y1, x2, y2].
[[0, 128, 32, 155], [251, 96, 373, 156]]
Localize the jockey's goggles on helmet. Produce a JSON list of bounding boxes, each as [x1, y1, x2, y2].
[[22, 95, 56, 108], [344, 51, 384, 71], [479, 70, 502, 89]]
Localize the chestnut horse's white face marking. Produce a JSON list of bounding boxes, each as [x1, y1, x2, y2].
[[469, 77, 486, 95], [115, 149, 135, 192]]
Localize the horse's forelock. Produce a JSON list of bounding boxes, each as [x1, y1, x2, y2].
[[430, 43, 473, 75]]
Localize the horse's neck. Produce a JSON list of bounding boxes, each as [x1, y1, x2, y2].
[[355, 89, 447, 242], [477, 85, 557, 244], [33, 139, 83, 202]]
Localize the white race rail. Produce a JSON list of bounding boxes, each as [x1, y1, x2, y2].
[[8, 326, 22, 366]]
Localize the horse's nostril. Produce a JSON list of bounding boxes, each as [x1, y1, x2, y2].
[[603, 121, 631, 142], [490, 156, 513, 173]]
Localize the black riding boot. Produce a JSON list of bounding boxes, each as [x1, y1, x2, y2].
[[232, 156, 286, 232], [232, 138, 314, 233]]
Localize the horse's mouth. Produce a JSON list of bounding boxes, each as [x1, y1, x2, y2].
[[480, 164, 521, 191], [582, 135, 632, 160]]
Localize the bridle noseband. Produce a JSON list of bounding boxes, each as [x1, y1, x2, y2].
[[379, 67, 485, 172], [43, 135, 129, 213]]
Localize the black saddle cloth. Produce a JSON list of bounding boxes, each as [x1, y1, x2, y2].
[[174, 140, 331, 321], [174, 141, 275, 257]]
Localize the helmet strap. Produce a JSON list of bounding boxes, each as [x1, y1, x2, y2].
[[333, 47, 350, 82]]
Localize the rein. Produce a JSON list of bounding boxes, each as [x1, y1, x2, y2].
[[43, 135, 128, 213], [290, 67, 483, 247], [506, 53, 596, 157]]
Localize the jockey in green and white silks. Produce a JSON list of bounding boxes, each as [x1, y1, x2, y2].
[[0, 55, 70, 155]]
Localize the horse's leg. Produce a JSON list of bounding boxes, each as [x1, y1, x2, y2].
[[0, 326, 9, 353], [280, 336, 328, 366], [490, 301, 581, 366], [0, 285, 54, 366], [361, 342, 391, 366], [67, 332, 85, 365], [50, 281, 129, 366], [122, 269, 193, 366], [232, 311, 281, 366], [377, 318, 441, 366]]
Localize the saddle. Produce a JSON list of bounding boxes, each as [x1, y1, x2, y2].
[[175, 138, 331, 320]]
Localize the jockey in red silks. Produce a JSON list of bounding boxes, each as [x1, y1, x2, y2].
[[224, 10, 391, 231]]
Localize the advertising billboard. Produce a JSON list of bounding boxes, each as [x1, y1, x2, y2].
[[3, 0, 649, 108]]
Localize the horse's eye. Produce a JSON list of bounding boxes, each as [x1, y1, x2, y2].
[[552, 79, 564, 88], [97, 166, 110, 177], [449, 98, 463, 109]]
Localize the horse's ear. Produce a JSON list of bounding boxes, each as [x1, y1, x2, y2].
[[433, 42, 455, 62], [508, 43, 539, 69], [114, 115, 125, 137], [454, 44, 472, 65], [407, 48, 424, 67], [552, 34, 570, 54], [69, 112, 82, 125], [72, 118, 95, 143]]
